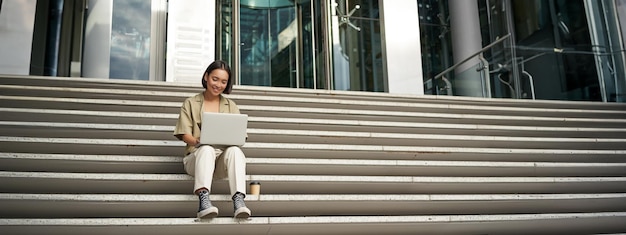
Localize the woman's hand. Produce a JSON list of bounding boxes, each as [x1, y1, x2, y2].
[[182, 134, 199, 146]]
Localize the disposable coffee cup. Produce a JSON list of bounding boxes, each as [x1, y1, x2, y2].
[[249, 181, 261, 195]]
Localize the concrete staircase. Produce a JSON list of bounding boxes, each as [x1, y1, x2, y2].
[[1, 75, 626, 235]]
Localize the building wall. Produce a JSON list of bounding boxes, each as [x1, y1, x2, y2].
[[0, 0, 37, 75], [0, 0, 625, 102]]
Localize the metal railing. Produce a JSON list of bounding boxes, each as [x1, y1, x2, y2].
[[427, 34, 511, 96], [434, 34, 511, 81]]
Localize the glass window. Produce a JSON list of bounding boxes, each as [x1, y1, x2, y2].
[[110, 0, 151, 80], [332, 0, 384, 92], [421, 0, 623, 101], [218, 0, 233, 67], [610, 0, 626, 102], [418, 0, 453, 95], [478, 0, 516, 99], [512, 0, 601, 101], [233, 0, 322, 89], [239, 3, 294, 86]]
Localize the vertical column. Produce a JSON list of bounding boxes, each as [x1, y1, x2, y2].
[[149, 0, 167, 81], [0, 0, 37, 75], [82, 0, 112, 78], [43, 0, 64, 76], [321, 0, 334, 89], [449, 0, 484, 97], [380, 0, 423, 95], [612, 0, 626, 101]]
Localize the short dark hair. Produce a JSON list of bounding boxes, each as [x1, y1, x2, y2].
[[201, 60, 233, 94]]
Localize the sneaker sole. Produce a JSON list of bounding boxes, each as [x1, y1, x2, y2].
[[198, 207, 219, 219], [234, 207, 251, 218]]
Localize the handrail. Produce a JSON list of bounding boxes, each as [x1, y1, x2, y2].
[[478, 54, 491, 98], [522, 70, 535, 100], [434, 34, 511, 80]]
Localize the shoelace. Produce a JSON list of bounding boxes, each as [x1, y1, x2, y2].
[[232, 192, 247, 209], [198, 190, 213, 211]]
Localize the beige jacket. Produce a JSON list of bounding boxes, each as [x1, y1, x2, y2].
[[173, 92, 241, 156]]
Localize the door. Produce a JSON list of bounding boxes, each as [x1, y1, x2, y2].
[[511, 0, 601, 101], [236, 0, 324, 89]]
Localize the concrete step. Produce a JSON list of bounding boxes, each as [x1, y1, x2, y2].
[[3, 108, 626, 139], [2, 153, 625, 176], [2, 193, 626, 218], [1, 213, 625, 235], [2, 93, 626, 126], [2, 171, 625, 194], [240, 105, 626, 128], [2, 121, 626, 150], [4, 82, 626, 130], [2, 136, 625, 162], [2, 75, 626, 235], [2, 75, 625, 110]]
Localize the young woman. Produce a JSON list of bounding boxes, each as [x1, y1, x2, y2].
[[173, 60, 251, 219]]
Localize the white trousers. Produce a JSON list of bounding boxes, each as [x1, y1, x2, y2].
[[183, 145, 247, 195]]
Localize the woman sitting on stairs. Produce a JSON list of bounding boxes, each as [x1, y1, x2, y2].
[[173, 60, 251, 219]]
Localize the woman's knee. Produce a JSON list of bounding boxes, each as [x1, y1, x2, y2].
[[196, 145, 217, 155], [225, 146, 245, 158], [197, 145, 216, 151], [226, 146, 242, 152]]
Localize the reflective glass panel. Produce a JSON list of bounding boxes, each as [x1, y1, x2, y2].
[[239, 2, 298, 87], [110, 0, 151, 80], [332, 0, 384, 92], [218, 0, 233, 66], [513, 0, 601, 101], [611, 0, 626, 101], [418, 0, 453, 95], [420, 0, 625, 102], [224, 0, 322, 88]]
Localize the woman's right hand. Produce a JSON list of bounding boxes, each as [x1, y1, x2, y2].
[[182, 134, 199, 146]]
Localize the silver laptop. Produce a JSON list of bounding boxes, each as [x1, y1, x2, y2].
[[199, 112, 248, 146]]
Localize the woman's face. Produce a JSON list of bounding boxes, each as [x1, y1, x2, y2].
[[204, 68, 229, 97]]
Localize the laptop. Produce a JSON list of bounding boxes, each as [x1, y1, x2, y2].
[[198, 112, 248, 147]]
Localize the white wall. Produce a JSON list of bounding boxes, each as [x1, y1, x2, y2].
[[82, 0, 112, 78], [380, 0, 424, 95], [0, 0, 37, 75]]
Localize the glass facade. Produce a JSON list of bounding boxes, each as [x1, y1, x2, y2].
[[419, 0, 626, 102], [238, 1, 304, 87], [110, 0, 151, 80], [418, 0, 452, 95], [511, 0, 601, 101], [331, 0, 384, 92], [1, 0, 626, 102], [217, 0, 383, 91]]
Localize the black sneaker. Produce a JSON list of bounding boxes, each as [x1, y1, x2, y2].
[[232, 192, 251, 218], [197, 190, 218, 219]]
